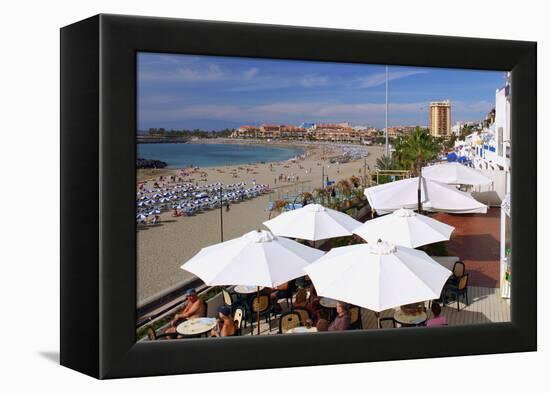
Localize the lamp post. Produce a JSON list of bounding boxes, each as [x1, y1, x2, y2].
[[219, 186, 224, 242]]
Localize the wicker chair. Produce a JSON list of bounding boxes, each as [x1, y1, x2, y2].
[[249, 294, 272, 327], [349, 306, 363, 329], [278, 311, 301, 334], [146, 325, 178, 341], [443, 273, 469, 311], [292, 306, 311, 323]]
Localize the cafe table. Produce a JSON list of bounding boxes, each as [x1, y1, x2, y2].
[[319, 297, 338, 308], [286, 326, 318, 334], [176, 317, 217, 337], [393, 309, 428, 327], [233, 285, 265, 295]]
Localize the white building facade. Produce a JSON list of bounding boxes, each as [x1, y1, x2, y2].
[[453, 73, 512, 299]]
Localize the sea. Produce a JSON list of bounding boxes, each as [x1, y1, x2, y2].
[[137, 142, 305, 168]]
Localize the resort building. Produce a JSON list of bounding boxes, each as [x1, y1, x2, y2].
[[429, 100, 452, 137], [231, 121, 374, 143], [386, 125, 417, 137], [453, 74, 512, 299]]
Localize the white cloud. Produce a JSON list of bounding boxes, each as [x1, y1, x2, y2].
[[243, 67, 259, 79], [139, 64, 226, 83], [299, 74, 329, 87], [140, 100, 430, 125], [452, 100, 494, 113], [356, 69, 428, 89]]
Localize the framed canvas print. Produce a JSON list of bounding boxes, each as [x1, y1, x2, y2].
[[60, 14, 537, 379]]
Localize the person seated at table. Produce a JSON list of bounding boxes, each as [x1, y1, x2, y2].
[[316, 318, 329, 332], [210, 306, 236, 337], [293, 288, 322, 322], [164, 288, 206, 336], [328, 302, 351, 331], [269, 281, 290, 313], [293, 288, 308, 308], [426, 303, 447, 327]]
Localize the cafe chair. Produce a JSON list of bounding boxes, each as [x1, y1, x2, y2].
[[249, 294, 272, 327], [378, 317, 396, 329], [222, 288, 244, 313], [275, 280, 296, 308], [146, 325, 178, 341], [233, 307, 246, 335], [443, 273, 469, 311], [278, 311, 301, 334], [448, 261, 466, 286], [349, 306, 363, 329], [291, 306, 311, 323]]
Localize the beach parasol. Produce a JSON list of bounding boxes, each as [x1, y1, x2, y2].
[[304, 241, 452, 313], [364, 177, 487, 215], [263, 203, 362, 243], [353, 208, 454, 248], [181, 229, 324, 335], [422, 162, 492, 186]]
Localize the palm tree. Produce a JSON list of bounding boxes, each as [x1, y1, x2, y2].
[[337, 179, 352, 197], [375, 155, 396, 171], [391, 127, 442, 212], [393, 127, 441, 175], [301, 191, 314, 206], [268, 199, 288, 219], [314, 188, 327, 205]]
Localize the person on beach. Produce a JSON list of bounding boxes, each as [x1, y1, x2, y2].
[[426, 303, 447, 327], [328, 302, 351, 331], [164, 289, 206, 336], [210, 306, 237, 337]]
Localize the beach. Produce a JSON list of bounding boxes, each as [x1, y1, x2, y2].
[[136, 141, 385, 305]]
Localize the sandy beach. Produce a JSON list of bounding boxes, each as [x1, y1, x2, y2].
[[136, 141, 385, 305]]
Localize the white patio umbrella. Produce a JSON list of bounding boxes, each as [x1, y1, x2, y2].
[[181, 229, 324, 334], [364, 177, 487, 215], [422, 162, 492, 186], [353, 208, 455, 248], [304, 241, 452, 313], [263, 203, 362, 243]]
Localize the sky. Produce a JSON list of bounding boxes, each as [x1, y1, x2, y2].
[[137, 52, 507, 131]]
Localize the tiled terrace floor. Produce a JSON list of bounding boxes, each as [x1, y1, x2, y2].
[[242, 286, 510, 335], [432, 208, 501, 288]]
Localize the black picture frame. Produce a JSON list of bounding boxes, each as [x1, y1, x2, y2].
[[60, 14, 537, 379]]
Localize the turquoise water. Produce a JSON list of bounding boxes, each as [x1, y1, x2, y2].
[[137, 143, 304, 168]]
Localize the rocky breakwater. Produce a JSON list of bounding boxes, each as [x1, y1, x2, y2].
[[137, 158, 168, 169]]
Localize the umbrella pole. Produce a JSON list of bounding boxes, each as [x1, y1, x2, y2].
[[375, 311, 380, 328], [417, 170, 423, 214], [256, 286, 261, 336]]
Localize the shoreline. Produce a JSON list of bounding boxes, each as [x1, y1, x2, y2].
[[137, 139, 369, 182], [136, 142, 384, 304]]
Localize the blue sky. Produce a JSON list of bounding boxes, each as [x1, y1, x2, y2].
[[137, 52, 506, 131]]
